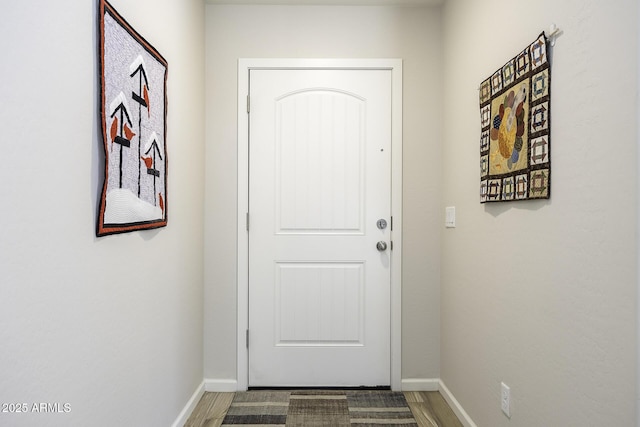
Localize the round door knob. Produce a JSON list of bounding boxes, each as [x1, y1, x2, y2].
[[376, 241, 388, 251]]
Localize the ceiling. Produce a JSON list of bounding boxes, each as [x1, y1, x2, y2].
[[205, 0, 444, 6]]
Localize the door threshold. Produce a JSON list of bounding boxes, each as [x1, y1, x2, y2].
[[248, 385, 391, 391]]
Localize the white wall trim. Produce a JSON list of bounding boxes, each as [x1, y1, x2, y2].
[[237, 58, 403, 391], [171, 380, 205, 427], [401, 378, 440, 391], [439, 380, 478, 427], [204, 379, 239, 392]]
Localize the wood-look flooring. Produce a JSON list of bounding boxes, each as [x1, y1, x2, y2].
[[404, 391, 464, 427], [183, 392, 234, 427], [183, 390, 463, 427]]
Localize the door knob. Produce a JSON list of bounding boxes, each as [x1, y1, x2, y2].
[[376, 241, 388, 251]]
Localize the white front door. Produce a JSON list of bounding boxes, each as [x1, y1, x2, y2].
[[248, 68, 392, 387]]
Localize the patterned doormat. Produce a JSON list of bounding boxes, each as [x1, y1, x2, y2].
[[221, 390, 418, 426]]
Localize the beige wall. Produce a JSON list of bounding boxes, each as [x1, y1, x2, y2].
[[0, 1, 205, 426], [204, 4, 443, 382], [441, 0, 638, 425]]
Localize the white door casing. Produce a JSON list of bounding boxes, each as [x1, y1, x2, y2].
[[237, 59, 403, 390]]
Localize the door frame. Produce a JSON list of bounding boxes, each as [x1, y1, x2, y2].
[[237, 58, 403, 391]]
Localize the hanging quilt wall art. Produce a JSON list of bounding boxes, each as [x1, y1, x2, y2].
[[97, 0, 168, 236], [479, 32, 551, 203]]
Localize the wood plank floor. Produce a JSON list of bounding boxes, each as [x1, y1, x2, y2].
[[183, 392, 234, 427], [404, 391, 463, 427], [183, 390, 463, 427]]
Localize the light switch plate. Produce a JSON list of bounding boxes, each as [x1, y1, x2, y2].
[[445, 206, 455, 228]]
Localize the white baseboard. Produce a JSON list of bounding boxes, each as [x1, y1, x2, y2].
[[204, 378, 239, 392], [438, 379, 477, 427], [401, 378, 440, 391], [171, 380, 205, 427]]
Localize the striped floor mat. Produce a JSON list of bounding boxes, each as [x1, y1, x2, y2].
[[221, 390, 418, 426]]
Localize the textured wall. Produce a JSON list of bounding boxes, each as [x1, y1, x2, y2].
[[0, 1, 205, 426], [204, 4, 443, 383], [440, 0, 638, 425]]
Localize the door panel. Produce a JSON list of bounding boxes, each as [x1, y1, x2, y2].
[[249, 69, 391, 387], [276, 262, 364, 345], [276, 89, 364, 234]]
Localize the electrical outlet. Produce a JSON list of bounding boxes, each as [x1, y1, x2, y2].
[[501, 382, 511, 418]]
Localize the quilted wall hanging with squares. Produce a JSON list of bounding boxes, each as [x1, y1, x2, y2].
[[479, 32, 551, 203], [97, 0, 168, 236]]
